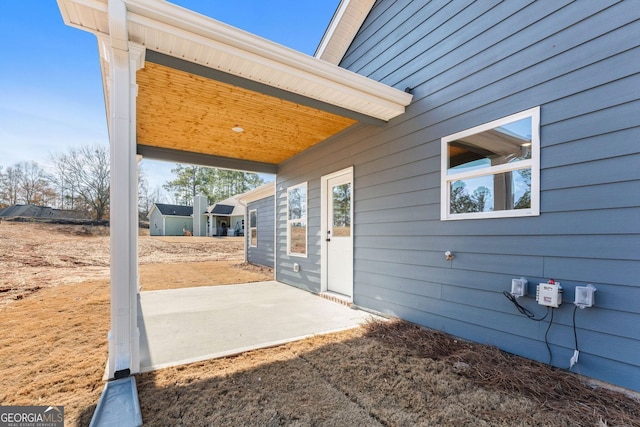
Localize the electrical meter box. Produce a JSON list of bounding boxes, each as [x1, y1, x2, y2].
[[536, 282, 562, 307]]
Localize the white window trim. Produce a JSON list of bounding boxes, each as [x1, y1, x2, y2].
[[286, 182, 308, 257], [249, 209, 258, 248], [440, 106, 540, 220]]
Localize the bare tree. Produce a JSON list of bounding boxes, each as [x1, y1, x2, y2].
[[18, 161, 54, 206], [55, 145, 110, 220], [50, 154, 77, 210], [0, 162, 55, 207], [0, 166, 5, 208], [150, 186, 166, 205], [0, 164, 23, 206], [138, 167, 152, 218]]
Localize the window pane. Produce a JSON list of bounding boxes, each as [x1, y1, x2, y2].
[[288, 186, 306, 220], [332, 183, 351, 237], [449, 168, 532, 214], [448, 117, 532, 174], [249, 210, 257, 227], [250, 229, 257, 247], [289, 222, 307, 254]]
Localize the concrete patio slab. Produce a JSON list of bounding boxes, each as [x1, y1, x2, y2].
[[138, 281, 378, 372]]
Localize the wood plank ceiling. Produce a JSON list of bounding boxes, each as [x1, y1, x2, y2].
[[136, 62, 357, 165]]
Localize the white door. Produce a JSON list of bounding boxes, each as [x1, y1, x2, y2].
[[323, 169, 353, 297]]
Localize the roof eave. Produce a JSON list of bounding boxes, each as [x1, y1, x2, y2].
[[315, 0, 376, 65], [238, 182, 275, 203], [57, 0, 412, 123]]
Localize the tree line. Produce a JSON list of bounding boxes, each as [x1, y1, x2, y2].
[[0, 144, 264, 221], [1, 145, 110, 220], [162, 164, 264, 207]]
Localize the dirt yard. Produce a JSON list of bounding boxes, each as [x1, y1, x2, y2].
[[0, 221, 638, 426]]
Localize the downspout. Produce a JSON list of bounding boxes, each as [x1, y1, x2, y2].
[[238, 198, 248, 263], [273, 181, 277, 278]]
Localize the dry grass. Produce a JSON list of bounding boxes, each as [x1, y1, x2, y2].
[[1, 221, 639, 426], [139, 261, 273, 292], [0, 221, 247, 304], [0, 279, 110, 424]]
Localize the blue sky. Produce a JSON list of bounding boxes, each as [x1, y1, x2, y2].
[[0, 1, 339, 198]]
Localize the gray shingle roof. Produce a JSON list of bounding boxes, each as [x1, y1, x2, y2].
[[211, 204, 234, 215], [154, 203, 193, 217], [0, 204, 56, 218]]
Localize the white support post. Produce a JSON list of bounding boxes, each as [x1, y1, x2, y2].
[[104, 0, 145, 380], [129, 43, 145, 374]]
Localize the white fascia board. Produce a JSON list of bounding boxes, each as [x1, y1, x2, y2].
[[146, 203, 158, 219], [238, 182, 275, 204], [316, 0, 350, 62], [315, 0, 375, 65]]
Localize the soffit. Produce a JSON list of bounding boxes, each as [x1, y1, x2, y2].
[[136, 62, 356, 164]]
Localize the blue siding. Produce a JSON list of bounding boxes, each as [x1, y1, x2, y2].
[[247, 196, 274, 268], [275, 0, 640, 391]]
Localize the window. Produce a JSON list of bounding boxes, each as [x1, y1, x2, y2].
[[287, 182, 307, 256], [332, 183, 351, 237], [441, 107, 540, 220], [249, 209, 257, 247]]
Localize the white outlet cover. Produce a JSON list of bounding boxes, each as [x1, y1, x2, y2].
[[574, 284, 596, 307]]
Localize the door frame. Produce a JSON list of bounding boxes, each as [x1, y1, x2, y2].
[[320, 166, 354, 296]]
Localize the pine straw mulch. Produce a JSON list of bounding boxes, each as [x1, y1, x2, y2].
[[127, 318, 640, 426], [364, 320, 640, 427]]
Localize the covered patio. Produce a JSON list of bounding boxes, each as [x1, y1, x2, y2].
[[56, 0, 412, 424], [57, 0, 411, 382]]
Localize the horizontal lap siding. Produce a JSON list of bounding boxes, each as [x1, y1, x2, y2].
[[247, 197, 274, 268], [277, 0, 640, 391], [165, 217, 191, 236], [149, 210, 162, 236]]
